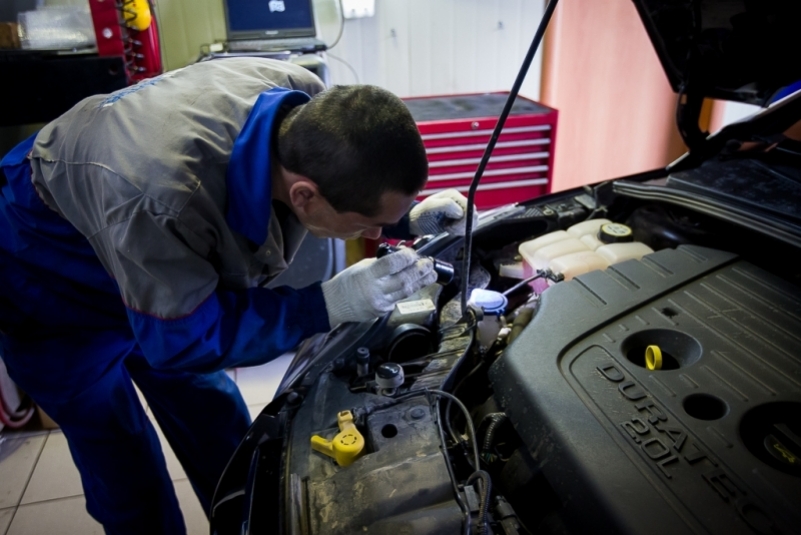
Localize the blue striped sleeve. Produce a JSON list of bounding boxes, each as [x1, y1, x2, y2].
[[127, 282, 330, 373]]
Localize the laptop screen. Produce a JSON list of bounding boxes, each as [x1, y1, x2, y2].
[[224, 0, 316, 40]]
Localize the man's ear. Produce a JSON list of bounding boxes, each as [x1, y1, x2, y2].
[[288, 179, 320, 214]]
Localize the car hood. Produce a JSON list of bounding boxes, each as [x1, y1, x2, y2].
[[632, 0, 801, 106]]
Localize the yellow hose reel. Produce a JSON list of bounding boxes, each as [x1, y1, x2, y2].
[[124, 0, 152, 31]]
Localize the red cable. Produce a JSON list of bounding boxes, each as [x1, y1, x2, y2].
[[0, 383, 29, 418], [0, 400, 35, 429], [0, 372, 36, 429]]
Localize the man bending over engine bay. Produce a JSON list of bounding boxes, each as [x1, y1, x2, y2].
[[0, 57, 474, 534]]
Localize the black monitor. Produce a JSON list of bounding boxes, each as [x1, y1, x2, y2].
[[223, 0, 316, 40]]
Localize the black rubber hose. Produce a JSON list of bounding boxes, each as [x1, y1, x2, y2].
[[508, 308, 535, 345], [445, 358, 488, 450], [435, 398, 472, 535], [481, 413, 509, 454], [467, 470, 493, 534]]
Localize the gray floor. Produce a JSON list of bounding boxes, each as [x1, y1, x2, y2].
[[0, 354, 293, 534]]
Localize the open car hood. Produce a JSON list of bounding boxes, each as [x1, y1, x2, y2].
[[632, 0, 801, 106]]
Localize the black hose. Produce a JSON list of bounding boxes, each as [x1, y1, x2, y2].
[[467, 470, 493, 534], [502, 272, 546, 297], [460, 0, 562, 314], [508, 307, 535, 345], [435, 398, 472, 535], [480, 413, 508, 454], [445, 358, 487, 449]]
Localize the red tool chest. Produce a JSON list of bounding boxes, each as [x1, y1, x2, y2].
[[402, 92, 558, 210]]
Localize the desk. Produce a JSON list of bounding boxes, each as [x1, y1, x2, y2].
[[199, 51, 331, 88]]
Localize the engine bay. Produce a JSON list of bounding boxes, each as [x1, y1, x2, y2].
[[208, 100, 801, 535], [211, 160, 801, 534]]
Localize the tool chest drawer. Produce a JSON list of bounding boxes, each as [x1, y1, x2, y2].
[[403, 92, 558, 210]]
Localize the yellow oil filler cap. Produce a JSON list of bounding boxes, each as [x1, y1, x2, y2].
[[310, 410, 365, 467], [646, 345, 663, 371]]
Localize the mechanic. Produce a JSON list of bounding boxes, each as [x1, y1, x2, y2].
[[0, 57, 474, 534]]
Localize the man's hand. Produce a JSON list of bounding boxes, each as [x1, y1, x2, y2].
[[409, 189, 479, 237], [322, 247, 437, 326]]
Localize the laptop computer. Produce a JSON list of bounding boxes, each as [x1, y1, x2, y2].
[[223, 0, 327, 53]]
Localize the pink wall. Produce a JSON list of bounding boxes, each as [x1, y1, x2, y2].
[[540, 0, 687, 192]]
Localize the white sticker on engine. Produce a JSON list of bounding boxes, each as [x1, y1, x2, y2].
[[396, 299, 436, 315]]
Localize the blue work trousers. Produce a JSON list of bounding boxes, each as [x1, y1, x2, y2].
[[0, 136, 250, 534]]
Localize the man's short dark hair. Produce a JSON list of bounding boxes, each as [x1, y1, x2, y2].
[[276, 85, 428, 217]]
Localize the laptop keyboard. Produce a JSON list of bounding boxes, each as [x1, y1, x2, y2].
[[229, 38, 324, 51]]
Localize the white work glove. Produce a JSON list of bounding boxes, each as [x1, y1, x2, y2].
[[408, 189, 479, 236], [321, 247, 437, 326]]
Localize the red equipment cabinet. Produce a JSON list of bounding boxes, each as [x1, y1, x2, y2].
[[402, 92, 558, 210], [88, 0, 162, 84]]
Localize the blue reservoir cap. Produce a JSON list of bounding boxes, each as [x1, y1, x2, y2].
[[468, 289, 508, 315]]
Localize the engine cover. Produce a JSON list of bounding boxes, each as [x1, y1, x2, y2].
[[490, 245, 801, 534]]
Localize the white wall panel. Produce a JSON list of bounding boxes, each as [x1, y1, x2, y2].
[[428, 0, 456, 95], [407, 0, 434, 96], [315, 0, 544, 100], [151, 0, 544, 99], [517, 0, 544, 100], [378, 0, 412, 95], [451, 0, 479, 92]]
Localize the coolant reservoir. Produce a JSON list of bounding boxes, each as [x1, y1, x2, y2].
[[549, 251, 610, 281], [518, 230, 572, 256], [519, 222, 654, 286], [520, 237, 589, 270], [580, 233, 604, 251], [567, 219, 615, 251], [567, 218, 612, 239], [596, 242, 654, 264]]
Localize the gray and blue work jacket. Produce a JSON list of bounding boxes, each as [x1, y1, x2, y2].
[[7, 58, 334, 371]]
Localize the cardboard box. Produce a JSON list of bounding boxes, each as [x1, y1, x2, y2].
[[0, 22, 21, 49]]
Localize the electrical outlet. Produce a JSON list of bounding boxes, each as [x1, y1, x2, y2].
[[341, 0, 375, 19]]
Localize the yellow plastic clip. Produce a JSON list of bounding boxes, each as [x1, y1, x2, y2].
[[645, 345, 663, 371], [310, 410, 365, 467]]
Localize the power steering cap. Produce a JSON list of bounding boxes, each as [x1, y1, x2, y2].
[[375, 363, 404, 389]]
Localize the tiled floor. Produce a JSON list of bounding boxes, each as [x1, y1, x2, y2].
[[0, 354, 292, 535]]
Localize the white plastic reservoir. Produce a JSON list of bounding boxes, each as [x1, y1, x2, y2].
[[517, 222, 654, 283], [596, 242, 654, 264], [549, 251, 610, 281], [567, 218, 612, 239], [519, 237, 589, 270]]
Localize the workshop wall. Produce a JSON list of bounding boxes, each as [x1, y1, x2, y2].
[[152, 0, 227, 70], [539, 0, 687, 192], [314, 0, 544, 100], [152, 0, 544, 101]]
